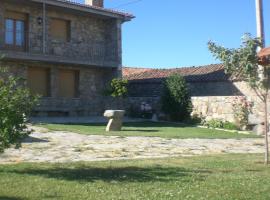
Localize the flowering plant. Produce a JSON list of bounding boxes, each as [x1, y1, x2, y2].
[[232, 96, 253, 130]]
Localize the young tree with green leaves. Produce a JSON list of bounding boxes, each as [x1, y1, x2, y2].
[[0, 58, 38, 153], [208, 34, 269, 164], [161, 74, 192, 122]]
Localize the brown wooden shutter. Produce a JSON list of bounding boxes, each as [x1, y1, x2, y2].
[[28, 67, 50, 97], [59, 69, 79, 98], [50, 18, 70, 42]]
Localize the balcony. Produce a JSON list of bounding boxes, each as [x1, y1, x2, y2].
[[0, 43, 118, 68]]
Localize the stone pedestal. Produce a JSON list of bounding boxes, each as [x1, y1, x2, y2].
[[104, 110, 125, 131]]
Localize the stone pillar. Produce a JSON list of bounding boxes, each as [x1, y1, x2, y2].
[[116, 19, 122, 78], [50, 67, 58, 98]]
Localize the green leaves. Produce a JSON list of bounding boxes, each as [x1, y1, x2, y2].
[[208, 34, 262, 89], [105, 78, 128, 98], [0, 63, 38, 153], [161, 74, 192, 121]]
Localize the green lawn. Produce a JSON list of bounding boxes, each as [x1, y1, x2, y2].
[[0, 154, 269, 200], [39, 122, 260, 139]]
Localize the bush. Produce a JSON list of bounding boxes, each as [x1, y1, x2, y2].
[[185, 114, 204, 125], [232, 96, 253, 130], [0, 70, 38, 153], [203, 119, 238, 130], [105, 78, 128, 98], [161, 74, 192, 121]]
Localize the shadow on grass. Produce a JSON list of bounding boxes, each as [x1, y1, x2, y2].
[[6, 166, 211, 183], [0, 197, 23, 200], [122, 129, 159, 132], [43, 121, 194, 129]]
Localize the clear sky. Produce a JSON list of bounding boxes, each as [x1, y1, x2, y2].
[[78, 0, 270, 68]]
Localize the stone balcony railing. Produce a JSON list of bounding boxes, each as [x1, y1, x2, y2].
[[0, 42, 119, 68]]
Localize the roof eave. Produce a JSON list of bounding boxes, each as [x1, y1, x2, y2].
[[30, 0, 134, 22]]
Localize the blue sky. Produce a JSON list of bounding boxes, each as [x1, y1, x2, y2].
[[78, 0, 270, 68]]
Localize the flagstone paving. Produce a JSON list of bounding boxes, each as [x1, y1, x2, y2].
[[0, 127, 265, 164]]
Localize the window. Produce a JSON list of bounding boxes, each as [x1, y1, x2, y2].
[[28, 67, 50, 97], [50, 18, 70, 42], [59, 70, 79, 98], [5, 11, 27, 49]]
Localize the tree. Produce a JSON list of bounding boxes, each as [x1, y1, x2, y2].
[[208, 34, 269, 164], [0, 60, 38, 153], [161, 74, 192, 121], [105, 78, 128, 98]]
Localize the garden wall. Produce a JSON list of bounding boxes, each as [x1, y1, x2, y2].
[[125, 80, 266, 125]]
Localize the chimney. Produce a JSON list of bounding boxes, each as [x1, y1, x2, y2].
[[85, 0, 104, 7]]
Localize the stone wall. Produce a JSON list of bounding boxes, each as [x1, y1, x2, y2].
[[1, 61, 117, 116], [125, 80, 267, 125]]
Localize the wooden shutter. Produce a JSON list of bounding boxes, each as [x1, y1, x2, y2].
[[59, 70, 79, 98], [28, 67, 50, 97], [50, 18, 70, 42]]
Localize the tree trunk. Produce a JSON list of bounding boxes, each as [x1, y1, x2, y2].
[[264, 93, 269, 164]]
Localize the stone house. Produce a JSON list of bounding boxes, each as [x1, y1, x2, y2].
[[0, 0, 133, 116], [123, 64, 265, 128]]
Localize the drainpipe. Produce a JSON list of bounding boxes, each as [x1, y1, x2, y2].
[[42, 2, 46, 54]]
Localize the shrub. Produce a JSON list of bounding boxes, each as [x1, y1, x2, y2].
[[203, 119, 238, 130], [0, 69, 38, 153], [105, 78, 128, 98], [232, 96, 253, 130], [223, 121, 239, 130], [203, 119, 224, 129], [186, 113, 204, 125], [161, 74, 192, 121]]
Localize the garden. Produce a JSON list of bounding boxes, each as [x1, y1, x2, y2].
[[1, 35, 270, 200]]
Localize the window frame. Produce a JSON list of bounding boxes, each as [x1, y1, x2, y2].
[[4, 12, 28, 51]]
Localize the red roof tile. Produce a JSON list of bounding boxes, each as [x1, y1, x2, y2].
[[258, 47, 270, 65], [123, 64, 228, 82]]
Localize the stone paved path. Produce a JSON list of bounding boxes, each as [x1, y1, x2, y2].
[[0, 128, 265, 164]]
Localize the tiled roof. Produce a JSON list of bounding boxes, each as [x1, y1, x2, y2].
[[32, 0, 134, 19], [258, 47, 270, 65], [123, 64, 230, 82]]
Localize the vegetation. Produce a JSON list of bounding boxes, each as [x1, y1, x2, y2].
[[0, 66, 38, 153], [161, 74, 192, 121], [0, 154, 269, 200], [105, 78, 128, 98], [208, 33, 270, 164], [39, 122, 259, 139], [202, 119, 239, 131], [232, 96, 253, 130]]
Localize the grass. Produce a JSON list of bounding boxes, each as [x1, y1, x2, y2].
[[39, 122, 260, 139], [0, 154, 269, 200]]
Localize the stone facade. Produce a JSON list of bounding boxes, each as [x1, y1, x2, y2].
[[0, 0, 120, 66], [2, 61, 117, 116], [0, 0, 132, 116]]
